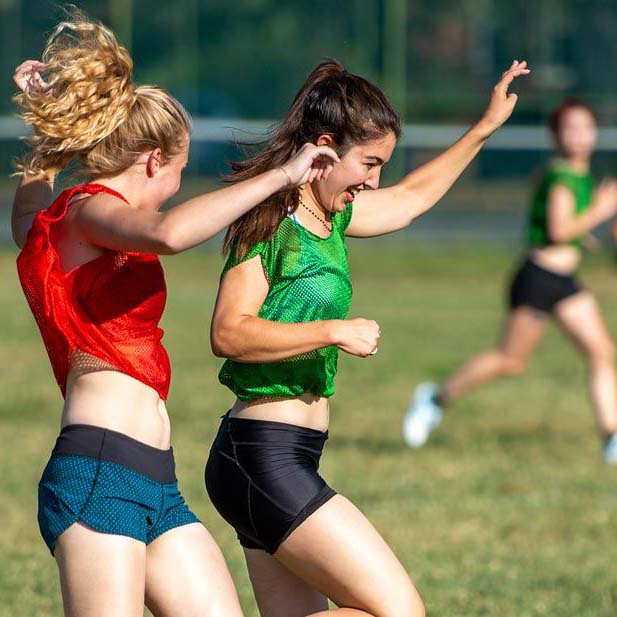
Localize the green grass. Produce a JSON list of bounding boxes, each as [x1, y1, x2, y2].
[[1, 244, 616, 616]]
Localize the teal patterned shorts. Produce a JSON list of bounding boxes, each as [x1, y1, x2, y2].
[[38, 424, 199, 554]]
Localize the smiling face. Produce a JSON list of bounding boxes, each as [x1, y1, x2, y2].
[[554, 106, 597, 160], [311, 132, 397, 212]]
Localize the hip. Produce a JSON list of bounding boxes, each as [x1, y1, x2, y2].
[[230, 393, 330, 432]]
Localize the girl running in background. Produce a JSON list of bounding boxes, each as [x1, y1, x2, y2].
[[403, 98, 617, 465], [205, 58, 528, 616], [13, 11, 338, 616]]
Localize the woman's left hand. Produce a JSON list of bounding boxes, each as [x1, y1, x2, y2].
[[281, 143, 341, 187], [13, 60, 49, 93], [479, 60, 531, 137]]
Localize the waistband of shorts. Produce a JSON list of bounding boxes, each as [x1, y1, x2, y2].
[[221, 411, 329, 446], [52, 424, 176, 484], [523, 256, 576, 281]]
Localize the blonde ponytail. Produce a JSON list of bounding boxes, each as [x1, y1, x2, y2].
[[15, 8, 190, 178]]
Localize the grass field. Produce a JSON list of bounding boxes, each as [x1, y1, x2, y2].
[[1, 243, 616, 616]]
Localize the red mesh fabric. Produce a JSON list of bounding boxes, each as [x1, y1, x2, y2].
[[16, 183, 171, 400]]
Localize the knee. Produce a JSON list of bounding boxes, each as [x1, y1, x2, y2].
[[587, 339, 616, 364], [499, 353, 526, 377]]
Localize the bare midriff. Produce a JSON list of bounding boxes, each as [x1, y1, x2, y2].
[[62, 365, 171, 449], [230, 393, 330, 432], [529, 245, 581, 276]]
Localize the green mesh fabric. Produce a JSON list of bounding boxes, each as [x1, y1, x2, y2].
[[219, 203, 354, 401], [527, 161, 594, 248]]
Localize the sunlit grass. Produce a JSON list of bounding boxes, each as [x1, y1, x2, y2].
[[1, 244, 616, 616]]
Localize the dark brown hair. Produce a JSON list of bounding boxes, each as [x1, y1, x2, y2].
[[223, 59, 401, 257], [548, 97, 597, 136]]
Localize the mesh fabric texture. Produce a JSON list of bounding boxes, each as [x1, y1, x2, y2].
[[16, 183, 171, 400], [219, 204, 354, 400]]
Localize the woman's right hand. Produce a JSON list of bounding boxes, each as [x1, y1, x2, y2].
[[331, 318, 381, 357], [477, 60, 531, 138], [13, 60, 48, 93], [280, 143, 341, 187], [591, 179, 617, 222]]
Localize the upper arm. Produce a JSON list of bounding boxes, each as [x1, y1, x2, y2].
[[345, 185, 409, 238], [12, 175, 55, 249], [547, 183, 576, 242], [213, 256, 269, 323], [211, 255, 270, 352], [73, 194, 172, 254], [12, 213, 37, 249]]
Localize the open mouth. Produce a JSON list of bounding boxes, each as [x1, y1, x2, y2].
[[344, 187, 362, 202]]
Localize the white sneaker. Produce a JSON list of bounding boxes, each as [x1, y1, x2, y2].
[[402, 382, 442, 448], [602, 433, 617, 465]]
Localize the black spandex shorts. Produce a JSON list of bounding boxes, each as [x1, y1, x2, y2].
[[204, 412, 336, 554], [509, 258, 582, 314]]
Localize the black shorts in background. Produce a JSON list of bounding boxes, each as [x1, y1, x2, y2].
[[508, 258, 582, 313]]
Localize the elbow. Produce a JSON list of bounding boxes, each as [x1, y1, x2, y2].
[[548, 228, 570, 244], [211, 322, 242, 360], [210, 332, 228, 358], [397, 184, 427, 226], [12, 234, 25, 250], [155, 226, 182, 255], [11, 225, 26, 250], [153, 218, 190, 255]]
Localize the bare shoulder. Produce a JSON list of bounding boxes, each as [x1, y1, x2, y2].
[[548, 183, 575, 206], [68, 190, 130, 224]]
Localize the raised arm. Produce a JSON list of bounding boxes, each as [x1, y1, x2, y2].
[[12, 59, 340, 255], [72, 143, 339, 255], [347, 60, 531, 238], [210, 256, 380, 362], [548, 179, 617, 244], [11, 61, 55, 248], [12, 174, 54, 248]]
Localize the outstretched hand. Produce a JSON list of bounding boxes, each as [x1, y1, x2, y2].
[[592, 178, 617, 222], [13, 60, 49, 93], [480, 60, 531, 135], [281, 143, 340, 187]]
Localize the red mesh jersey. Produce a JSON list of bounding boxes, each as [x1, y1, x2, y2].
[[16, 183, 171, 400]]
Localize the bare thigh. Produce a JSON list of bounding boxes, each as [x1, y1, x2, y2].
[[244, 547, 328, 617], [272, 495, 423, 617], [498, 306, 548, 362], [145, 522, 243, 617], [554, 291, 614, 356], [55, 522, 146, 617]]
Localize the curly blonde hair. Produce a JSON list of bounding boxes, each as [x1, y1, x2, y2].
[[15, 8, 191, 178]]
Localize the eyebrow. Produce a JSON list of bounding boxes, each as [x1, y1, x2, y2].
[[364, 155, 385, 165]]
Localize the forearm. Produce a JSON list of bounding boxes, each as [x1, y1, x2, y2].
[[347, 122, 494, 238], [552, 208, 606, 243], [212, 316, 337, 363], [160, 168, 288, 252], [398, 121, 492, 221]]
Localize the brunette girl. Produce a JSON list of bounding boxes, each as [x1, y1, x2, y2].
[[206, 59, 529, 616]]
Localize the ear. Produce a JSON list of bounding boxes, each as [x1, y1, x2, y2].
[[316, 134, 335, 147], [145, 148, 163, 178]]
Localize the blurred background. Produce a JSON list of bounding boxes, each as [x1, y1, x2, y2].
[[1, 0, 617, 246], [2, 3, 617, 615]]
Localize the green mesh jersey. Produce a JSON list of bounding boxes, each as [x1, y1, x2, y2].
[[218, 204, 354, 401], [527, 161, 594, 249]]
